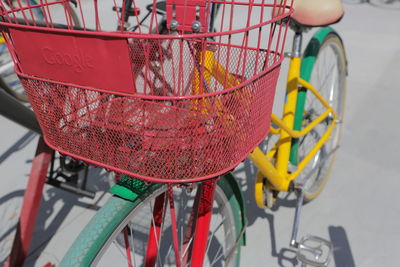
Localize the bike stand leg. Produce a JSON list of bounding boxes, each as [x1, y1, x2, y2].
[[290, 187, 333, 267], [5, 137, 53, 267]]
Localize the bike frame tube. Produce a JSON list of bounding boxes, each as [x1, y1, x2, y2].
[[5, 137, 52, 267], [189, 37, 338, 192], [248, 55, 301, 191], [248, 59, 338, 191], [123, 226, 134, 267], [190, 179, 217, 267], [181, 189, 202, 266], [167, 185, 182, 267], [275, 56, 301, 176], [144, 193, 166, 267], [248, 147, 289, 191], [287, 117, 336, 181]]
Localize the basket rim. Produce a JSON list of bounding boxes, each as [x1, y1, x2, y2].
[[0, 3, 293, 39], [15, 58, 283, 100]]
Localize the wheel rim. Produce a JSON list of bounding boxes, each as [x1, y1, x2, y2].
[[298, 36, 346, 197], [92, 183, 238, 267]]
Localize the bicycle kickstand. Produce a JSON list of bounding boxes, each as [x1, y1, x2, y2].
[[289, 185, 333, 267]]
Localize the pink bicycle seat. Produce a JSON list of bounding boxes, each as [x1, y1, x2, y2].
[[276, 0, 344, 27]]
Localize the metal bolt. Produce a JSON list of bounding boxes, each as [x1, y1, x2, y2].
[[170, 20, 178, 31], [192, 21, 201, 33]]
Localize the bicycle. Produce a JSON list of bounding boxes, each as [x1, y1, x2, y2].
[[0, 0, 347, 266]]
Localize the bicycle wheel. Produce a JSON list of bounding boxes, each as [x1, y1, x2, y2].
[[60, 176, 243, 267], [294, 30, 347, 201]]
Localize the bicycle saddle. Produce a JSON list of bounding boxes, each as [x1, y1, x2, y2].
[[280, 0, 344, 27]]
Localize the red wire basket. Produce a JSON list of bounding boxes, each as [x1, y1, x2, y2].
[[0, 0, 293, 182]]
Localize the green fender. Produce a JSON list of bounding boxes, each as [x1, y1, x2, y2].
[[217, 172, 247, 246], [109, 173, 247, 246], [290, 27, 342, 165], [109, 176, 163, 201]]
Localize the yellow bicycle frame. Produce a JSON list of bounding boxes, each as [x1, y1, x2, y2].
[[249, 55, 338, 193], [192, 45, 338, 197]]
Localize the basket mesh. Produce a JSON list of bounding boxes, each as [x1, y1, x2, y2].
[[0, 0, 293, 182], [22, 65, 279, 181]]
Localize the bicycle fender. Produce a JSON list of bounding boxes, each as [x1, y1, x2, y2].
[[109, 176, 163, 201], [218, 173, 247, 246], [300, 27, 344, 81], [109, 173, 247, 246]]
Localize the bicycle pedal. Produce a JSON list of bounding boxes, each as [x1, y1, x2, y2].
[[296, 235, 333, 267]]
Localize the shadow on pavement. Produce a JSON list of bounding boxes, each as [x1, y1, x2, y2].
[[234, 155, 358, 267], [329, 225, 356, 267], [1, 134, 356, 267], [0, 190, 25, 266], [265, 212, 299, 267], [21, 166, 112, 266], [234, 158, 300, 266], [0, 131, 36, 164], [234, 159, 269, 226]]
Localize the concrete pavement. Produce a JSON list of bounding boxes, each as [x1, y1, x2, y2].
[[0, 2, 399, 266]]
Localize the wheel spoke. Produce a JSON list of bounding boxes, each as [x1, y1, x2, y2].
[[205, 217, 226, 256], [210, 245, 225, 266], [112, 239, 132, 263]]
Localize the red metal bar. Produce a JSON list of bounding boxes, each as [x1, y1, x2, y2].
[[190, 179, 217, 267], [5, 137, 53, 267], [167, 184, 181, 267], [144, 193, 165, 267], [181, 186, 202, 266], [123, 227, 134, 267]]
